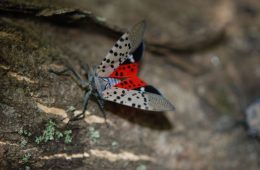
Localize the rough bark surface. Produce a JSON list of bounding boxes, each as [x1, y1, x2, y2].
[[0, 0, 260, 169]]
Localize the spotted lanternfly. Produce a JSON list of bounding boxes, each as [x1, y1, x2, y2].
[[54, 21, 175, 121]]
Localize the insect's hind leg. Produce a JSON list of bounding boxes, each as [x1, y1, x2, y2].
[[70, 90, 92, 121], [95, 95, 109, 127], [49, 66, 89, 89]]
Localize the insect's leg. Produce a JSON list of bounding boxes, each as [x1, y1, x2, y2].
[[49, 67, 88, 89], [95, 95, 109, 127], [70, 90, 92, 121]]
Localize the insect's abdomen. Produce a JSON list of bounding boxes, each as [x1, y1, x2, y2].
[[95, 77, 120, 94], [105, 78, 120, 88]]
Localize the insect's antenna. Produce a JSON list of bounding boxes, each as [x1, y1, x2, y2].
[[82, 64, 90, 75]]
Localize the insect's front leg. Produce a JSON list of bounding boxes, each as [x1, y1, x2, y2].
[[49, 66, 89, 89], [70, 90, 92, 121], [93, 93, 108, 126]]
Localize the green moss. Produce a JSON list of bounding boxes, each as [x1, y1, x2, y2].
[[21, 153, 31, 163], [20, 138, 28, 148], [111, 141, 118, 147], [25, 166, 31, 170], [35, 119, 73, 144], [18, 127, 32, 137], [64, 130, 72, 144], [136, 164, 147, 170], [88, 127, 100, 143], [215, 89, 234, 114]]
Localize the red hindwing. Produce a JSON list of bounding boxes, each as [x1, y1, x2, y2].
[[115, 76, 146, 90], [109, 63, 139, 78]]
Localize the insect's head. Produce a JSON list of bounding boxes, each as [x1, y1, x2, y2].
[[91, 64, 99, 76], [87, 64, 97, 81]]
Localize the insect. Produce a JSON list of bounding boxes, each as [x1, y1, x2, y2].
[[52, 21, 175, 121]]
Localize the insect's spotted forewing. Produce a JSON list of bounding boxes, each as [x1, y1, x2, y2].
[[96, 21, 145, 78], [96, 20, 175, 111], [102, 86, 174, 111]]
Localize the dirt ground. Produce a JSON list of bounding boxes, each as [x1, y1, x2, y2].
[[0, 0, 260, 169]]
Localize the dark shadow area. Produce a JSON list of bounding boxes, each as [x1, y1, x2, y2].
[[105, 102, 173, 131]]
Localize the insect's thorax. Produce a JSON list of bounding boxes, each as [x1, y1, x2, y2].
[[91, 65, 121, 97], [90, 65, 107, 97]]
